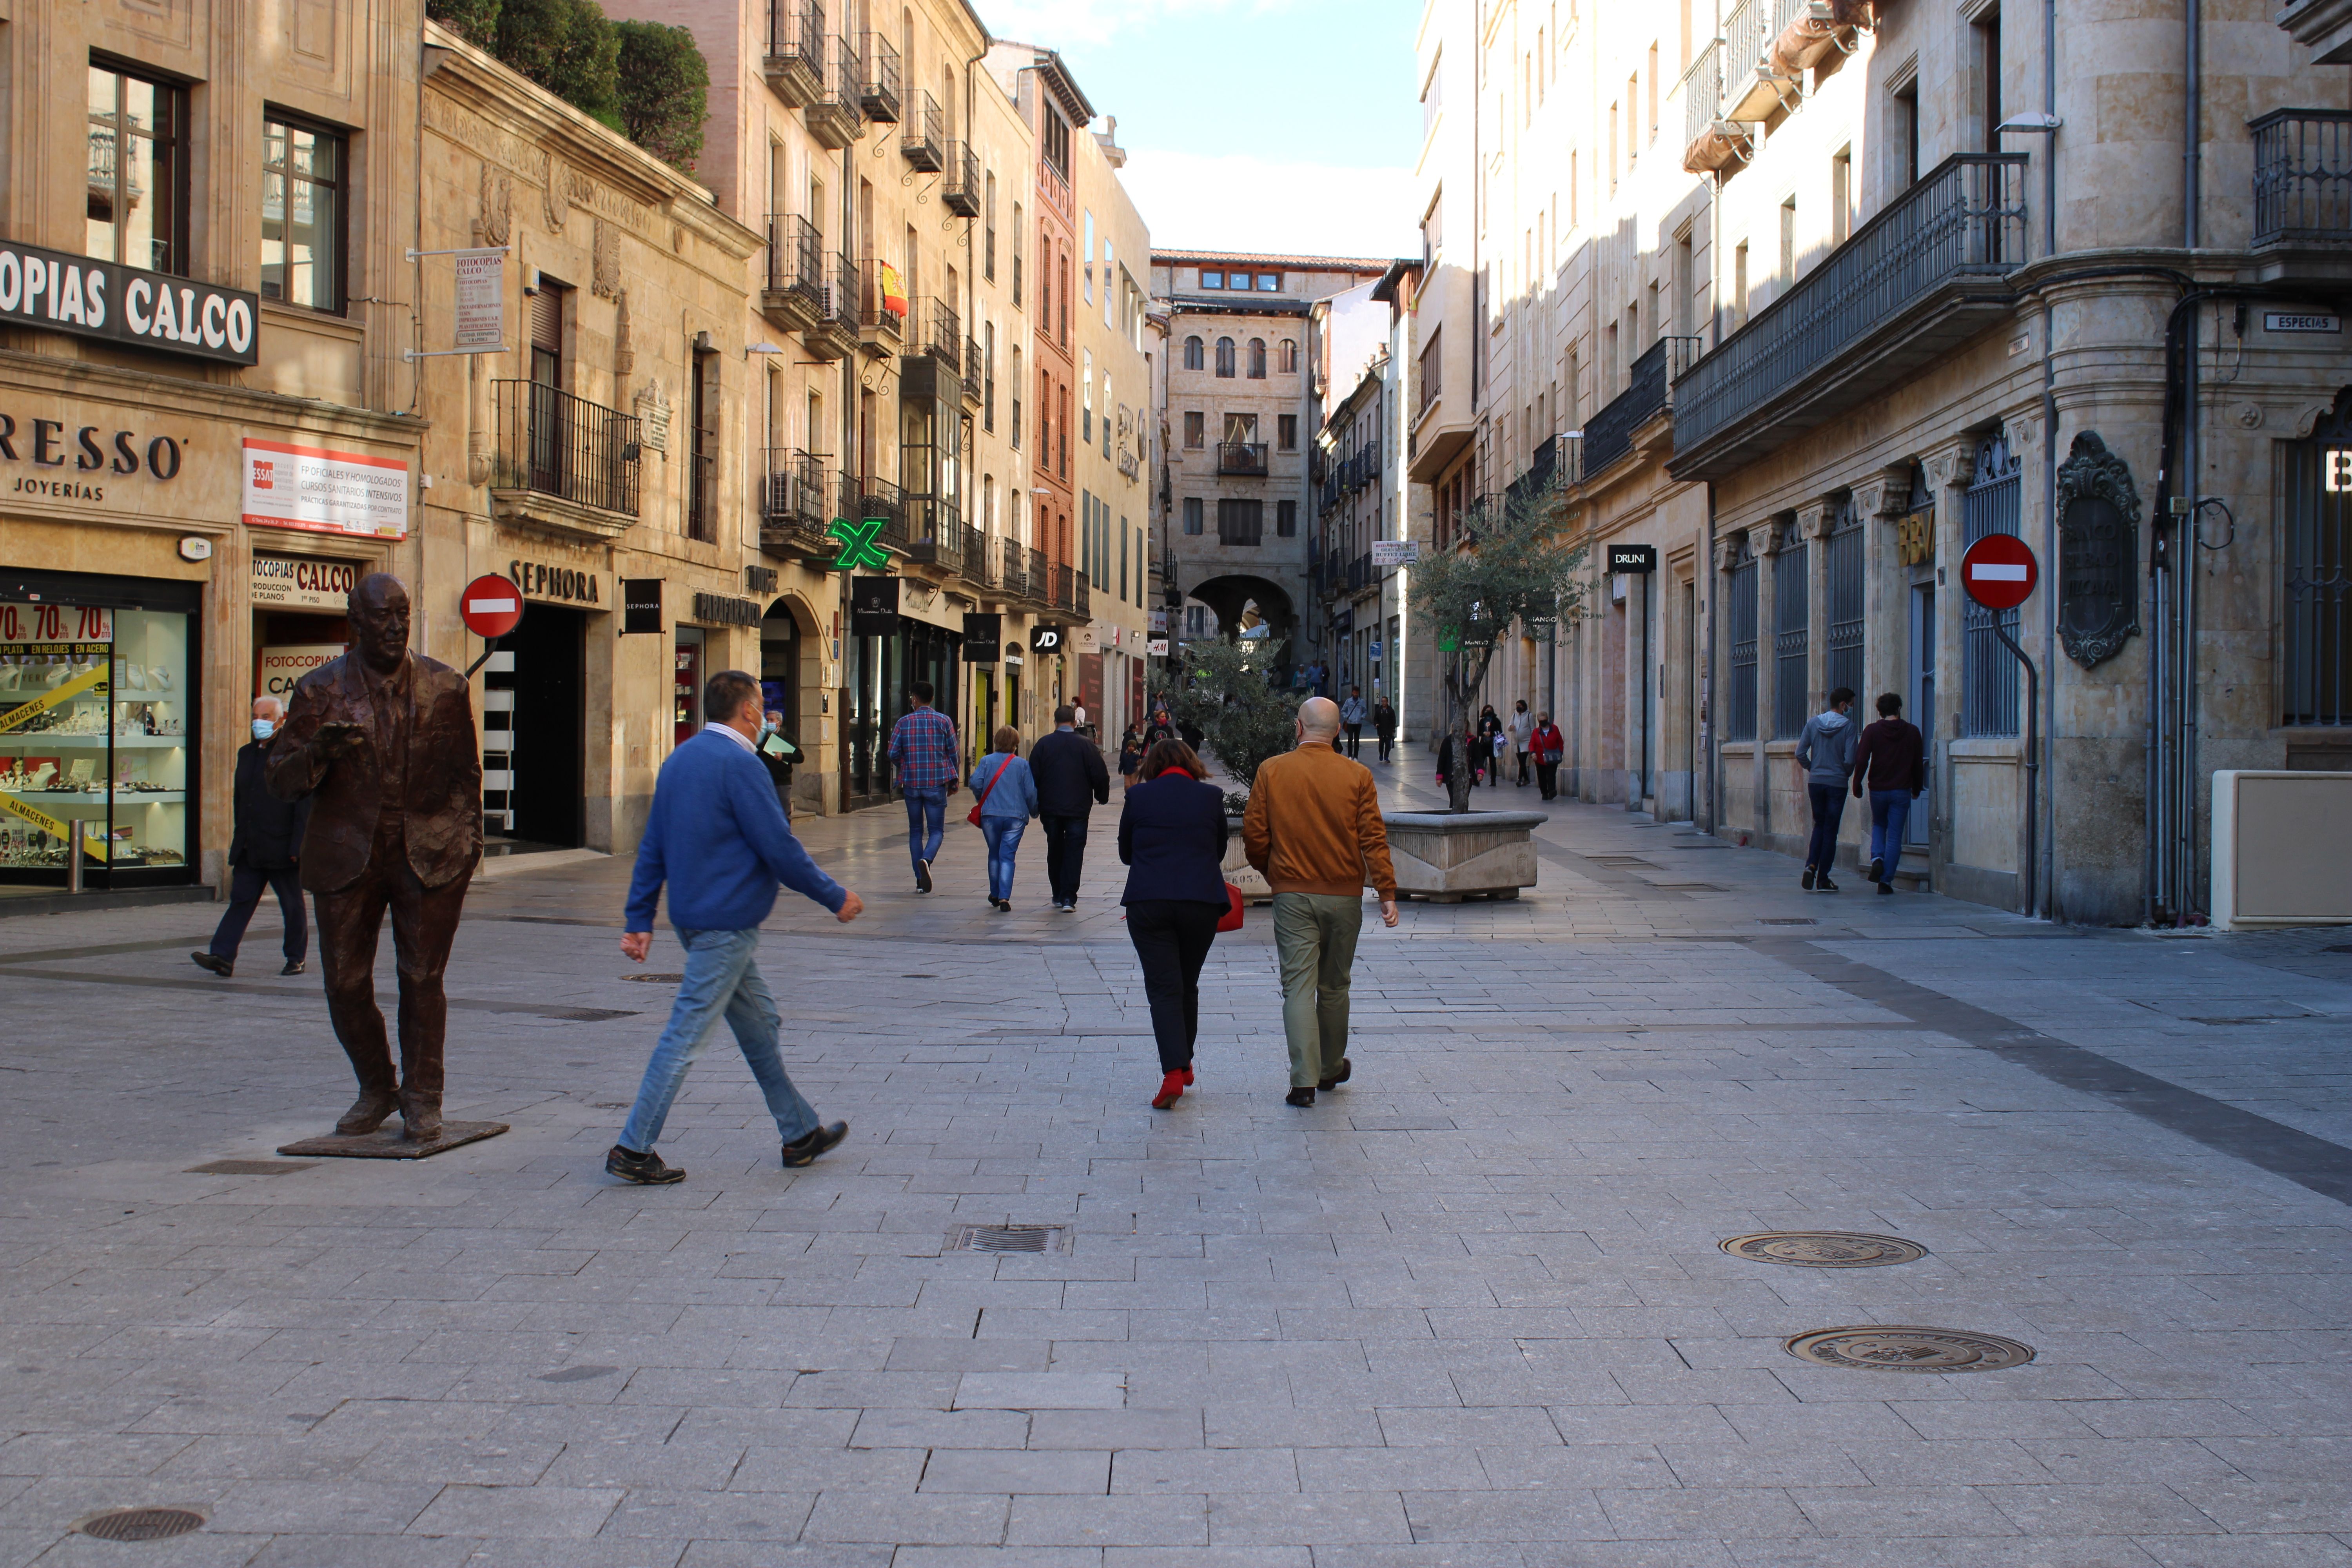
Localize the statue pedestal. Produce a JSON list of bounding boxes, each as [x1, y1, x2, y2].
[[1381, 810, 1546, 902], [1220, 816, 1272, 902], [278, 1121, 510, 1160]]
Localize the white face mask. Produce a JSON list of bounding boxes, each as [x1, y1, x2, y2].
[[251, 719, 276, 741]]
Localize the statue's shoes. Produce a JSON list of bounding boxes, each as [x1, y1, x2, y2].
[[335, 1087, 400, 1136]]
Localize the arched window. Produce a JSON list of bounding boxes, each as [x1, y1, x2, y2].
[[1215, 336, 1235, 377], [1247, 338, 1267, 378], [1278, 338, 1299, 373], [1184, 335, 1203, 370]]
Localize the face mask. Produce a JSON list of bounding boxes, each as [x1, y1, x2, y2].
[[251, 719, 276, 741], [759, 721, 778, 737]]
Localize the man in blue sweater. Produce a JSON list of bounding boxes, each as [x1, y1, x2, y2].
[[610, 670, 866, 1185]]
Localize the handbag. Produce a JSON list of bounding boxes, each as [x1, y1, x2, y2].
[[965, 755, 1013, 827], [1216, 881, 1245, 933]]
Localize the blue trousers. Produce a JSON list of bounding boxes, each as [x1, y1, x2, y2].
[[980, 816, 1026, 902], [1805, 783, 1847, 874], [902, 787, 946, 873], [619, 927, 819, 1154], [1869, 790, 1914, 876]]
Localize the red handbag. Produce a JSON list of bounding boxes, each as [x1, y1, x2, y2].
[[966, 755, 1013, 827], [1216, 881, 1245, 933]]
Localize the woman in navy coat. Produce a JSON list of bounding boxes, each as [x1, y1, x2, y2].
[[1117, 738, 1230, 1109]]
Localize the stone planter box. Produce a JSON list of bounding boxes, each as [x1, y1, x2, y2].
[[1221, 816, 1271, 901], [1381, 810, 1546, 902]]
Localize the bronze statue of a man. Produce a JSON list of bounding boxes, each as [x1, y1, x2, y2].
[[268, 573, 483, 1140]]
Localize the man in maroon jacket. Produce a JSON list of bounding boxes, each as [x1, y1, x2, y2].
[[1849, 692, 1926, 893]]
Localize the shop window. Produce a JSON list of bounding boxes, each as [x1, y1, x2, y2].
[[261, 111, 346, 313], [2287, 393, 2352, 727], [87, 59, 189, 275]]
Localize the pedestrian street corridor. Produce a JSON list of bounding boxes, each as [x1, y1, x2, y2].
[[0, 747, 2347, 1568]]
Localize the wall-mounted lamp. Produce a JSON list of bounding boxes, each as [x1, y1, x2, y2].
[[746, 341, 786, 359], [1996, 113, 2062, 134]]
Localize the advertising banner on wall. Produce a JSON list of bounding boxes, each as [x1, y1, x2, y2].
[[0, 238, 259, 366], [241, 440, 410, 539], [249, 554, 363, 612], [452, 251, 506, 350], [257, 644, 344, 701]]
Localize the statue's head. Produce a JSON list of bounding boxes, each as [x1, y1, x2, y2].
[[348, 574, 412, 675]]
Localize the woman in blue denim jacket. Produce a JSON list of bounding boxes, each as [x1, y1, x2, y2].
[[971, 725, 1040, 911]]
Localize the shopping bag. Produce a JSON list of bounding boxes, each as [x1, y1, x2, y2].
[[1216, 882, 1245, 933]]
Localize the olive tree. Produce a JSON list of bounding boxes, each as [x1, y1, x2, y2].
[[1165, 634, 1297, 805]]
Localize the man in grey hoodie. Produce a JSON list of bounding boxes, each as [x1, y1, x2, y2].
[[1793, 687, 1858, 891]]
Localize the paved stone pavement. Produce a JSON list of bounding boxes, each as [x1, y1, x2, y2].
[[1, 742, 2347, 1567]]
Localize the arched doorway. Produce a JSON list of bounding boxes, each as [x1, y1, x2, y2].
[[762, 594, 821, 810], [1181, 573, 1299, 682]]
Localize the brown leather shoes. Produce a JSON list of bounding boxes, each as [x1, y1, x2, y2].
[[334, 1087, 401, 1136], [399, 1090, 443, 1142]]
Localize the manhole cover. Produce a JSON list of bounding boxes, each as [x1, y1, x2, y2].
[[621, 973, 685, 983], [1758, 917, 1818, 926], [184, 1160, 318, 1177], [1723, 1232, 1927, 1268], [947, 1223, 1071, 1254], [1785, 1325, 2034, 1372], [74, 1507, 205, 1542]]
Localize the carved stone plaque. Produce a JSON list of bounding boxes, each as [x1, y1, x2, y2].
[[2055, 431, 2141, 669], [634, 381, 672, 454]]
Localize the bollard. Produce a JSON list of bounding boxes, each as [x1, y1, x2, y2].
[[66, 843, 83, 895]]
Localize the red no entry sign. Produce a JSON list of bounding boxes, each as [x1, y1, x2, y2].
[[1961, 533, 2038, 612], [459, 574, 524, 639]]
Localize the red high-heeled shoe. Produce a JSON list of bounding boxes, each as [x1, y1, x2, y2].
[[1180, 1067, 1195, 1085], [1152, 1072, 1185, 1110]]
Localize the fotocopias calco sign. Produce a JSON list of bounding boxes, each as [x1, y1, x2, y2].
[[0, 239, 260, 367]]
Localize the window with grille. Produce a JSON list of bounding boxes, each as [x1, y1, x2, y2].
[[2286, 394, 2352, 726], [1218, 499, 1263, 545], [1826, 496, 1865, 701], [1773, 525, 1810, 739], [1727, 541, 1757, 741], [1962, 430, 2023, 736]]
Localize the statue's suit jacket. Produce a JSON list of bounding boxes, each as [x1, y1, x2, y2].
[[267, 652, 483, 894]]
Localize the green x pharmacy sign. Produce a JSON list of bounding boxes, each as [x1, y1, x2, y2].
[[828, 516, 893, 571]]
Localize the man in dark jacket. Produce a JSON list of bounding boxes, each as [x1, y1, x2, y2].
[[1029, 704, 1110, 910], [192, 697, 313, 979], [1850, 691, 1927, 893]]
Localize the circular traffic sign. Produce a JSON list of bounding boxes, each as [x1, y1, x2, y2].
[[459, 574, 524, 639], [1960, 533, 2038, 612]]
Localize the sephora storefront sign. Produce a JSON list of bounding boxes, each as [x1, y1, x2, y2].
[[0, 240, 259, 367]]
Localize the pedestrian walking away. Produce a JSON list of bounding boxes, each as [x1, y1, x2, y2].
[[971, 725, 1040, 911], [1372, 695, 1397, 762], [1851, 691, 1926, 893], [1508, 699, 1535, 786], [1117, 722, 1145, 788], [1118, 737, 1229, 1110], [1339, 686, 1368, 758], [1030, 704, 1110, 910], [1245, 697, 1399, 1105], [1794, 686, 1859, 892], [886, 680, 960, 893], [192, 696, 312, 979], [611, 670, 865, 1186], [1529, 711, 1565, 799]]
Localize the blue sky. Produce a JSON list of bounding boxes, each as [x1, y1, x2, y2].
[[986, 0, 1426, 258]]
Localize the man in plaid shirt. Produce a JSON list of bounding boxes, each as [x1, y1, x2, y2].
[[887, 680, 960, 893]]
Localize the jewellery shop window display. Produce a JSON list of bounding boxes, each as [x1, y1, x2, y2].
[[0, 599, 198, 889]]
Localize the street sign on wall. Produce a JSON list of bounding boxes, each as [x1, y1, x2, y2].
[[458, 575, 523, 639], [1961, 533, 2038, 611]]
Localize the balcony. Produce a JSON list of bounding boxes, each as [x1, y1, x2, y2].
[[804, 252, 860, 362], [859, 32, 900, 123], [760, 215, 825, 332], [1218, 442, 1269, 477], [1669, 152, 2029, 482], [1074, 574, 1091, 621], [901, 91, 943, 172], [1027, 545, 1051, 607], [489, 380, 641, 540], [1680, 38, 1751, 175], [998, 535, 1027, 597], [762, 0, 824, 107], [942, 141, 981, 216], [1581, 336, 1698, 480], [907, 297, 960, 372], [962, 338, 984, 408], [759, 448, 836, 563], [2251, 109, 2352, 279], [805, 35, 865, 151], [855, 473, 908, 552], [859, 258, 903, 357], [906, 506, 964, 570]]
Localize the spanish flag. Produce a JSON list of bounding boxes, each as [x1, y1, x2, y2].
[[878, 261, 908, 318]]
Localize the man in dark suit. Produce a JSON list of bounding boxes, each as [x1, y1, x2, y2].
[[191, 695, 312, 979], [1028, 704, 1109, 911], [267, 574, 483, 1142]]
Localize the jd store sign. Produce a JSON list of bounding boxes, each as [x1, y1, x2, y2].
[[1030, 624, 1066, 655], [0, 239, 260, 367]]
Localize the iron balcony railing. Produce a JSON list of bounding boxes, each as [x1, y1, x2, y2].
[[1053, 563, 1076, 613], [763, 0, 825, 101], [958, 522, 986, 584], [860, 257, 903, 337], [1028, 546, 1050, 604], [766, 214, 823, 298], [859, 32, 901, 123], [2252, 109, 2352, 248], [1683, 37, 1725, 151], [912, 297, 960, 370], [1581, 335, 1700, 477], [855, 474, 907, 550], [686, 450, 717, 542], [908, 504, 962, 569], [1673, 152, 2029, 453], [1074, 573, 1091, 620], [1218, 442, 1269, 476], [942, 141, 981, 216], [999, 535, 1026, 597], [759, 448, 831, 547], [802, 34, 864, 147], [1505, 431, 1566, 507], [491, 380, 642, 517], [902, 91, 943, 171]]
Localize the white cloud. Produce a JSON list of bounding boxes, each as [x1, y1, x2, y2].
[[1117, 150, 1415, 260]]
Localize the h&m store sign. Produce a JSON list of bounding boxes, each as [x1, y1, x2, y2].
[[0, 239, 260, 367]]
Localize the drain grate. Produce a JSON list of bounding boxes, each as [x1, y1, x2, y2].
[[1785, 1325, 2033, 1372], [75, 1507, 206, 1542], [948, 1223, 1071, 1254], [1757, 917, 1818, 926], [184, 1160, 318, 1177], [1722, 1231, 1927, 1268], [538, 1364, 618, 1383], [621, 973, 686, 983]]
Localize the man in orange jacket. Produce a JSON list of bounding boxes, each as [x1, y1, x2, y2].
[[1244, 696, 1399, 1105]]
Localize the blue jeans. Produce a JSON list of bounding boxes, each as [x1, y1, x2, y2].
[[1805, 783, 1847, 874], [980, 816, 1026, 901], [618, 927, 819, 1153], [1869, 790, 1913, 876], [902, 787, 946, 873]]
